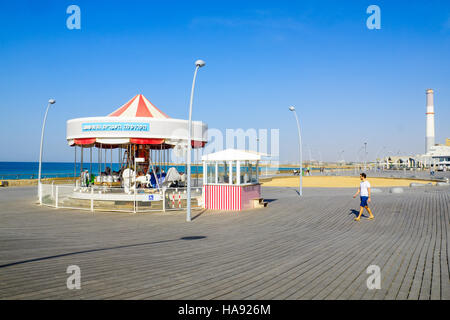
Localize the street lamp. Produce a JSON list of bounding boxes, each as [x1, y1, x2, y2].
[[186, 59, 205, 222], [364, 142, 368, 171], [134, 157, 145, 213], [38, 99, 56, 204], [289, 106, 302, 196], [338, 150, 345, 165]]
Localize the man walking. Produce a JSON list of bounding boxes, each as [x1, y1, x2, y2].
[[353, 173, 374, 221]]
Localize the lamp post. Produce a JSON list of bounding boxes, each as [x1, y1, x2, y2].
[[338, 150, 345, 165], [364, 142, 367, 171], [134, 157, 145, 213], [187, 59, 206, 222], [289, 106, 302, 196], [38, 99, 56, 204], [338, 150, 345, 174], [375, 146, 386, 170]]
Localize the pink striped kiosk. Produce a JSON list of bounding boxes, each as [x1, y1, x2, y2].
[[202, 149, 264, 211]]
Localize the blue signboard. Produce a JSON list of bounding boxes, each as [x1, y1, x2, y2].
[[82, 122, 149, 132], [146, 194, 161, 201]]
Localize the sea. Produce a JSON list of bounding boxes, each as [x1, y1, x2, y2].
[[0, 162, 189, 180], [0, 162, 307, 180]]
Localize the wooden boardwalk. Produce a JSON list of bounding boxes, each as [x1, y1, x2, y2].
[[0, 186, 448, 300]]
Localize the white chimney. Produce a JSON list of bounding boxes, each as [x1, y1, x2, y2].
[[425, 89, 435, 154]]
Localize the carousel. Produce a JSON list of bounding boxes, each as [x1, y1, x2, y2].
[[63, 94, 207, 212]]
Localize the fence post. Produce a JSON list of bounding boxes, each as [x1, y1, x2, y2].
[[133, 184, 136, 215], [162, 188, 166, 212], [90, 187, 94, 213], [51, 181, 54, 198], [38, 181, 42, 205], [55, 186, 59, 208], [202, 186, 205, 209]]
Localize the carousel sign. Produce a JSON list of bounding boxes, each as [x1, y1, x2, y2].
[[82, 122, 149, 132]]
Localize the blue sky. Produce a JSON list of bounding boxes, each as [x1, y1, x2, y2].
[[0, 0, 449, 163]]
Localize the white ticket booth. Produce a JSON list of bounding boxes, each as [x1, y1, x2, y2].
[[202, 149, 264, 211]]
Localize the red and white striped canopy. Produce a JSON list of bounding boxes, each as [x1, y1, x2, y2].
[[67, 93, 207, 148], [108, 94, 170, 118]]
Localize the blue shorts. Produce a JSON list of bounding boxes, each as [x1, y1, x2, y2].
[[360, 196, 369, 207]]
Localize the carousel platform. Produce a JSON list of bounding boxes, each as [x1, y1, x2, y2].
[[40, 182, 203, 213]]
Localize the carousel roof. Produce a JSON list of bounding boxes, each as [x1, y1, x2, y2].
[[108, 94, 170, 118], [66, 93, 208, 148]]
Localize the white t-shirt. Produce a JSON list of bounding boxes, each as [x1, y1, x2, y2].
[[360, 180, 371, 197]]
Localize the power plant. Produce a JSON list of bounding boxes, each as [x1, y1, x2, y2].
[[419, 88, 450, 169], [380, 88, 450, 170], [425, 89, 435, 153]]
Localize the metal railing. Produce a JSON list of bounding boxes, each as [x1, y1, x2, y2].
[[40, 182, 203, 213]]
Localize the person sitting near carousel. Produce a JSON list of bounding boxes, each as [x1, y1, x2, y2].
[[149, 167, 161, 188], [80, 170, 91, 189], [158, 168, 166, 185], [118, 167, 126, 182]]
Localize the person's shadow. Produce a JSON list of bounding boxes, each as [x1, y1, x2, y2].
[[349, 209, 366, 218]]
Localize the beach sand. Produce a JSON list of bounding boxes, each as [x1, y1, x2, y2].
[[262, 176, 436, 188]]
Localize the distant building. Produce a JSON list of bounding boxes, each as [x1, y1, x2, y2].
[[416, 144, 450, 168], [381, 146, 450, 169], [417, 89, 450, 169], [380, 155, 415, 169]]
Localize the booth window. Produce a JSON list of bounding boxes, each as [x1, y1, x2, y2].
[[239, 161, 258, 184], [240, 161, 249, 184], [207, 162, 216, 184], [231, 161, 237, 184], [218, 161, 229, 184], [250, 162, 258, 183]]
